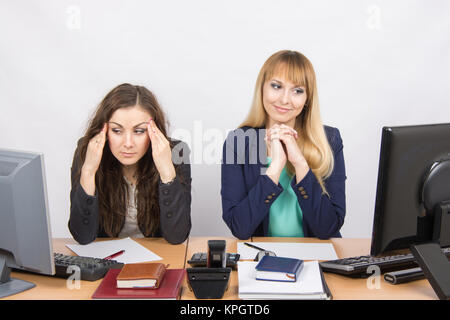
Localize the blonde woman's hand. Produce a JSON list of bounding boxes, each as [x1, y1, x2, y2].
[[147, 119, 176, 183], [80, 123, 107, 195], [275, 124, 306, 166], [265, 124, 289, 184], [276, 124, 310, 182]]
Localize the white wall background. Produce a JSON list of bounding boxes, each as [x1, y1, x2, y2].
[[1, 0, 449, 239]]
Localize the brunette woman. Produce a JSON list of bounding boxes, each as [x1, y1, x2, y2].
[[69, 83, 191, 244]]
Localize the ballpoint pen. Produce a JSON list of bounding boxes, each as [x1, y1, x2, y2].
[[104, 250, 125, 260], [243, 242, 267, 252]]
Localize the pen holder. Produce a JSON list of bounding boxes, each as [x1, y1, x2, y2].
[[186, 267, 231, 299]]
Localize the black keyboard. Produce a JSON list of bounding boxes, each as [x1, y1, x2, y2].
[[53, 253, 124, 281], [187, 252, 240, 269], [320, 247, 450, 278]]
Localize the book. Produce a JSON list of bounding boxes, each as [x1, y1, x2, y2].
[[92, 268, 186, 300], [238, 260, 332, 300], [116, 263, 166, 289], [255, 256, 303, 282]]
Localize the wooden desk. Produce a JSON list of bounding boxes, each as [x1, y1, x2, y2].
[[5, 238, 187, 300], [3, 237, 439, 300]]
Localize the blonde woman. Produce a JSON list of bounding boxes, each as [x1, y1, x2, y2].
[[221, 50, 346, 240]]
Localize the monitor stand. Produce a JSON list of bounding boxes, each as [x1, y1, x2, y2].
[[0, 257, 35, 298], [411, 243, 450, 300]]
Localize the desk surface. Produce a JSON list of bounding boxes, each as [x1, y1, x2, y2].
[[6, 238, 187, 300], [4, 237, 438, 300]]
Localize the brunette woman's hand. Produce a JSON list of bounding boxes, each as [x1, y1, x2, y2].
[[147, 118, 176, 183], [80, 123, 107, 195]]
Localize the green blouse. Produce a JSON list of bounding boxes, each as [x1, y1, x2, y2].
[[267, 157, 304, 237]]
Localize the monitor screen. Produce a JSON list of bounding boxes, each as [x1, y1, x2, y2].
[[0, 149, 55, 298], [370, 123, 450, 256]]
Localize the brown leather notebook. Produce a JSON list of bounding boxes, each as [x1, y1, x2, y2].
[[116, 263, 166, 289]]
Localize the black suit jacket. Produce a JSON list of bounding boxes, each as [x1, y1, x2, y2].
[[68, 139, 192, 245]]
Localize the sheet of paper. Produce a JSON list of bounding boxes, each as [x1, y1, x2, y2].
[[237, 242, 338, 261], [238, 261, 325, 299], [66, 237, 162, 264]]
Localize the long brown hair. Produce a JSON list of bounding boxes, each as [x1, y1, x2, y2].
[[74, 83, 174, 237], [240, 50, 334, 194]]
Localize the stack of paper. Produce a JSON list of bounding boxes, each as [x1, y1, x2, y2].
[[238, 261, 329, 300], [66, 237, 162, 264]]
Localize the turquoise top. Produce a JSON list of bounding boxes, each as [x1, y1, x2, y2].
[[267, 157, 304, 237]]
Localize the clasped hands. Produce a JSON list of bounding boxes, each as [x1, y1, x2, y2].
[[265, 124, 310, 184]]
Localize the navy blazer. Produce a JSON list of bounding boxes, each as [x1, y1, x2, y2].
[[221, 125, 346, 240]]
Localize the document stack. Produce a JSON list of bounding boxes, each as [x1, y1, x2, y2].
[[238, 260, 331, 300]]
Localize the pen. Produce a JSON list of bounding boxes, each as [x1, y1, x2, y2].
[[104, 250, 125, 260], [243, 242, 267, 252]]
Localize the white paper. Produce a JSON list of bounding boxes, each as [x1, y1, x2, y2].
[[238, 261, 326, 299], [66, 237, 162, 264], [237, 242, 338, 261]]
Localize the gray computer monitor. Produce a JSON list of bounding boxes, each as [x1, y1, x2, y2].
[[0, 149, 55, 298]]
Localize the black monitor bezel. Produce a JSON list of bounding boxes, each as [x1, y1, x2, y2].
[[370, 123, 450, 256]]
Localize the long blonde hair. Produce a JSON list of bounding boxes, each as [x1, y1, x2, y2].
[[240, 50, 334, 194]]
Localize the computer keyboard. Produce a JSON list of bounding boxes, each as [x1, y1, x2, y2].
[[53, 253, 124, 281], [187, 252, 240, 269], [320, 246, 450, 278]]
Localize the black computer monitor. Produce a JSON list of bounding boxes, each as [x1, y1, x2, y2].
[[370, 123, 450, 256], [0, 149, 55, 298]]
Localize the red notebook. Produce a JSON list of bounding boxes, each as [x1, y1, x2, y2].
[[92, 268, 186, 299]]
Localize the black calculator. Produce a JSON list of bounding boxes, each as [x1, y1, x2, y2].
[[187, 252, 240, 269]]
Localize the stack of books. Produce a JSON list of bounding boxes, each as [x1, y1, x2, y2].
[[92, 263, 185, 300]]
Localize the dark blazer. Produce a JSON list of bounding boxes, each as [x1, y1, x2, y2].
[[68, 139, 192, 245], [221, 125, 346, 240]]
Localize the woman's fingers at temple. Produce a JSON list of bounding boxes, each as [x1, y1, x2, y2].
[[83, 124, 108, 176], [147, 119, 158, 142], [100, 123, 108, 144]]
